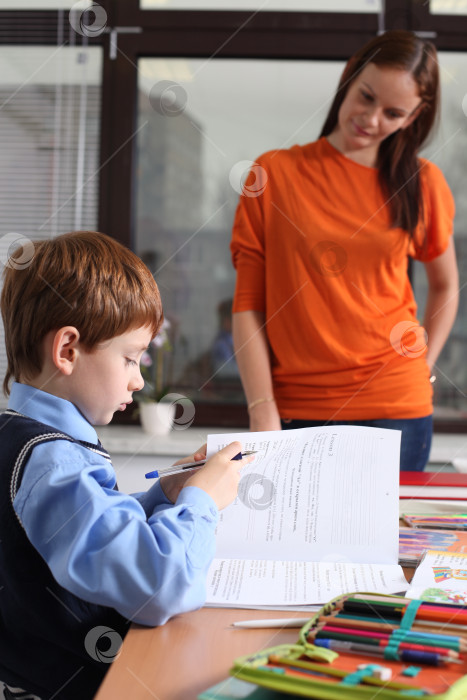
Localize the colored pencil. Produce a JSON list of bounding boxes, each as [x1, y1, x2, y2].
[[349, 593, 462, 608], [312, 640, 461, 666], [349, 594, 467, 611], [340, 599, 467, 625], [313, 629, 461, 651], [320, 622, 458, 644], [313, 625, 459, 657], [324, 610, 467, 633], [317, 613, 467, 636], [311, 625, 464, 652]]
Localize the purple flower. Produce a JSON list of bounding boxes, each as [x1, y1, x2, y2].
[[139, 319, 173, 401], [140, 351, 152, 368], [151, 319, 171, 350]]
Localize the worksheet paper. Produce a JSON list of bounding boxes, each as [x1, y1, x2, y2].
[[205, 425, 407, 607]]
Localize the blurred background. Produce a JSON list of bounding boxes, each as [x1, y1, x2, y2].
[[0, 0, 466, 430]]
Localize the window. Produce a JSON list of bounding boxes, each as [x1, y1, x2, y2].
[[431, 0, 467, 15], [0, 40, 102, 408], [134, 58, 344, 411]]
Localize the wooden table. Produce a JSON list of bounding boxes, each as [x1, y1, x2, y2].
[[94, 554, 414, 700], [94, 607, 309, 700]]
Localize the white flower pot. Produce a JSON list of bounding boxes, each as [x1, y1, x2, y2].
[[139, 401, 176, 436]]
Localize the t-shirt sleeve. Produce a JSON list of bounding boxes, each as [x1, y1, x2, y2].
[[410, 160, 455, 262], [230, 158, 268, 313]]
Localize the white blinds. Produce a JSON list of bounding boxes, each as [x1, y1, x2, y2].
[[0, 44, 102, 407]]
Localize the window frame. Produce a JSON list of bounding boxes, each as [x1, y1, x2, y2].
[[411, 1, 467, 45]]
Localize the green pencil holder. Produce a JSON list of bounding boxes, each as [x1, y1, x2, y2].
[[231, 592, 467, 700]]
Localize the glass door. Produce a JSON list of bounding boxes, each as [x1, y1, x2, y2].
[[133, 57, 344, 411]]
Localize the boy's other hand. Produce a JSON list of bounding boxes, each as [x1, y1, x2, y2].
[[186, 441, 254, 511], [159, 443, 207, 503], [172, 443, 207, 467]]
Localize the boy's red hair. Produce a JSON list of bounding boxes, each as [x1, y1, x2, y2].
[[1, 230, 163, 394]]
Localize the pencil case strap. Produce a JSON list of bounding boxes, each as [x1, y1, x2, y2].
[[383, 630, 408, 659], [383, 601, 422, 660], [400, 600, 422, 631]]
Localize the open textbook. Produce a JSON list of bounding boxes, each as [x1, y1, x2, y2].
[[406, 550, 467, 605], [204, 425, 408, 609]]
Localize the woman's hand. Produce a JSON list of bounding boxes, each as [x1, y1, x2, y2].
[[159, 443, 207, 503], [248, 401, 282, 432]]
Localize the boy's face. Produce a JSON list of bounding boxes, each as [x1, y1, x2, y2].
[[70, 326, 152, 425]]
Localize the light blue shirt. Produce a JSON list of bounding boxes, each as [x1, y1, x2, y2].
[[10, 383, 219, 626]]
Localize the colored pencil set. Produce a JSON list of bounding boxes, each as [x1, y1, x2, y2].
[[231, 593, 467, 698], [306, 593, 467, 667]]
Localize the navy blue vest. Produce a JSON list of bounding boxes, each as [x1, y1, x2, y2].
[[0, 411, 129, 699]]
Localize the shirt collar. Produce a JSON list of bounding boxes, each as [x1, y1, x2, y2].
[[8, 382, 99, 445]]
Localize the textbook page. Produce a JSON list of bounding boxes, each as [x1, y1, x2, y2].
[[206, 558, 408, 607], [406, 550, 467, 605], [206, 425, 400, 565]]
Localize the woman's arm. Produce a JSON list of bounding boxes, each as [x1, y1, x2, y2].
[[422, 238, 459, 371], [232, 310, 281, 431]]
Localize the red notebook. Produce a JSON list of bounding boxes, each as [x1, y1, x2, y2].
[[400, 471, 467, 499]]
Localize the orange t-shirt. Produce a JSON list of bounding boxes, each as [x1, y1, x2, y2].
[[231, 137, 454, 420]]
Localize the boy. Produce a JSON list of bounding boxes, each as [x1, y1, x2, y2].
[[0, 231, 249, 700]]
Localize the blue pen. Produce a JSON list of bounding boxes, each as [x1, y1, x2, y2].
[[145, 450, 257, 479]]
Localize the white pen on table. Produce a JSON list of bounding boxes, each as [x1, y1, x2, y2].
[[145, 450, 257, 479], [231, 617, 312, 629]]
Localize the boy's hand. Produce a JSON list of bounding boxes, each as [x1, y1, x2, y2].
[[159, 443, 207, 503], [172, 443, 207, 467], [185, 441, 254, 511]]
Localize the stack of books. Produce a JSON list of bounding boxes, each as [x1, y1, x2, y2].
[[400, 471, 467, 500]]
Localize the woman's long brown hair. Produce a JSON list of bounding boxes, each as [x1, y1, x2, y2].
[[320, 30, 440, 242]]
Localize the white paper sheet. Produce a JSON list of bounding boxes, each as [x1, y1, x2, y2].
[[206, 557, 408, 606], [207, 425, 400, 564], [204, 426, 405, 607]]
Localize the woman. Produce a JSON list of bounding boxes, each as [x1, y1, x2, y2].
[[231, 30, 458, 471]]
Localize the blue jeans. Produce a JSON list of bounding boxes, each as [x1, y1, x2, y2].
[[281, 416, 433, 471]]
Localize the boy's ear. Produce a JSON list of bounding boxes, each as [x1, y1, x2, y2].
[[51, 326, 81, 375]]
